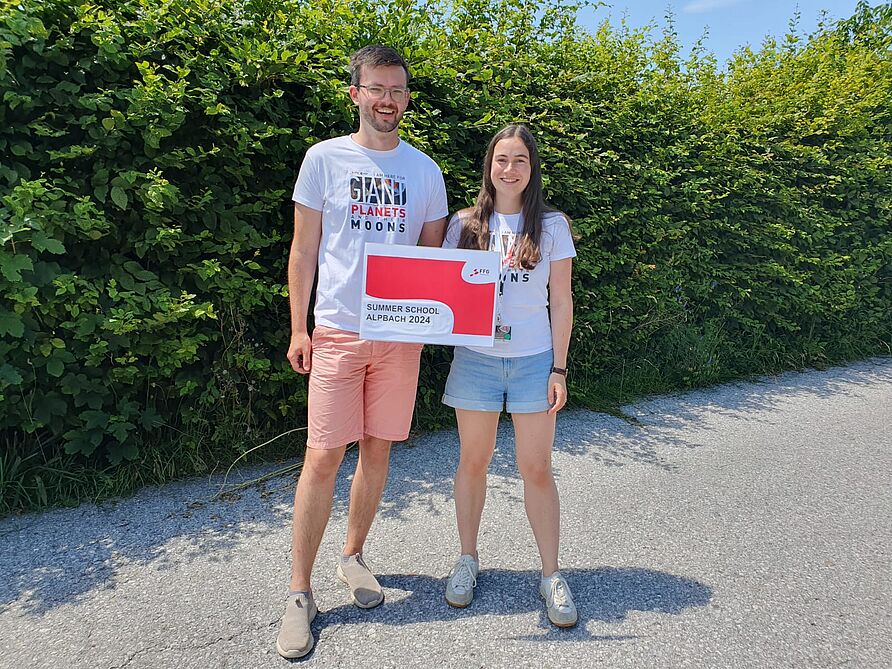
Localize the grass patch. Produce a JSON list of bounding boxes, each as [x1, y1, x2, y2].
[[0, 421, 308, 516]]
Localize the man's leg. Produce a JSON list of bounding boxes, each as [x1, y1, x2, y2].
[[349, 339, 422, 552], [290, 325, 367, 590], [289, 445, 348, 591], [335, 340, 422, 608], [343, 435, 392, 555], [335, 435, 392, 608], [278, 326, 366, 658], [278, 445, 347, 659]]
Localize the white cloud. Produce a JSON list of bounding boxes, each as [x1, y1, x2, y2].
[[682, 0, 745, 13]]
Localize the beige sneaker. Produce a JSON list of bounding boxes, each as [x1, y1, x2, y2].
[[275, 591, 317, 659], [539, 572, 577, 628], [445, 554, 479, 608], [337, 553, 384, 608]]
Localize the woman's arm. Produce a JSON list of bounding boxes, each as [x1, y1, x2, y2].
[[547, 257, 573, 414]]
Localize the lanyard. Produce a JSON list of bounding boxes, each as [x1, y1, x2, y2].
[[495, 230, 513, 324]]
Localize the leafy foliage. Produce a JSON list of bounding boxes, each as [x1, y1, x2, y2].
[[1, 0, 890, 511]]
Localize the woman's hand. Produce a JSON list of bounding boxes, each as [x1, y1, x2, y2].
[[547, 372, 568, 415]]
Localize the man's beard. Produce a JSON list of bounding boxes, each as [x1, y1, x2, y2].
[[360, 105, 403, 133]]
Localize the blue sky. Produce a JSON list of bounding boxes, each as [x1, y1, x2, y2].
[[578, 1, 863, 65]]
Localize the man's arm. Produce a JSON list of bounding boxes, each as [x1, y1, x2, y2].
[[286, 203, 323, 374], [418, 216, 447, 247]]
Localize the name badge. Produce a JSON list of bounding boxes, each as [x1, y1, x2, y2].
[[494, 324, 512, 341]]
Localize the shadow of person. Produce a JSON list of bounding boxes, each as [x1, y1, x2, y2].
[[309, 566, 712, 641]]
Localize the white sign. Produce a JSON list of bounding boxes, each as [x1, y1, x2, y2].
[[360, 243, 500, 346]]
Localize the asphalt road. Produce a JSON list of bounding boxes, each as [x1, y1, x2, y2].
[[1, 359, 890, 669]]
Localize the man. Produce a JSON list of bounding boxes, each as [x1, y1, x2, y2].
[[276, 45, 448, 659]]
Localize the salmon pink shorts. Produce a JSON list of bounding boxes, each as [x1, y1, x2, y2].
[[307, 325, 423, 449]]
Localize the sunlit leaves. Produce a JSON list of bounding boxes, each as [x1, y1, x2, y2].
[[0, 0, 889, 480]]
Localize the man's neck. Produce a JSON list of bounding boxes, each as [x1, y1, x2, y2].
[[351, 127, 400, 151]]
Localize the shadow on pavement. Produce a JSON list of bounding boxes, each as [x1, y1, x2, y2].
[[311, 566, 712, 640]]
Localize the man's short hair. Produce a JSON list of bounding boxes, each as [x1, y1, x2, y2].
[[349, 45, 410, 86]]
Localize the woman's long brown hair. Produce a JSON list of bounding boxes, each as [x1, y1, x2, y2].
[[457, 124, 554, 270]]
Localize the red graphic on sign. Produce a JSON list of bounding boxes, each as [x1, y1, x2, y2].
[[366, 256, 495, 335]]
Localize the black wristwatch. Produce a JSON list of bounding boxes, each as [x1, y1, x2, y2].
[[550, 366, 567, 376]]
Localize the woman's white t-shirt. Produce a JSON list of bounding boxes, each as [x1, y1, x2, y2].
[[443, 210, 576, 357]]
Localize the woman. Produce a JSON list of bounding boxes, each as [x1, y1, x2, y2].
[[441, 124, 577, 627]]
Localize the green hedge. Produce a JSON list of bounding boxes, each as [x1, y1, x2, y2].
[[1, 0, 890, 509]]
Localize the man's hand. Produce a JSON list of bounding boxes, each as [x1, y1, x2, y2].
[[547, 373, 567, 415], [287, 332, 312, 374]]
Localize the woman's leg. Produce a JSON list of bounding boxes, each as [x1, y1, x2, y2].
[[511, 410, 560, 576], [453, 408, 501, 557]]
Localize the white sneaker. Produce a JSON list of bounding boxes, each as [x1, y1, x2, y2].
[[539, 571, 577, 627], [445, 554, 479, 608]]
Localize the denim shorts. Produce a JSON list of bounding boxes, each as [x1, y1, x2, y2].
[[442, 346, 554, 413]]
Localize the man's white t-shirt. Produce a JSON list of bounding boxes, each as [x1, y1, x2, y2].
[[444, 210, 576, 358], [293, 135, 449, 333]]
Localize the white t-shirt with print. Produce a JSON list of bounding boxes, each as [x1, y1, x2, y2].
[[443, 210, 576, 357], [293, 135, 449, 333]]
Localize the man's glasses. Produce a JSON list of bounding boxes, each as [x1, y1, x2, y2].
[[357, 85, 409, 103]]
